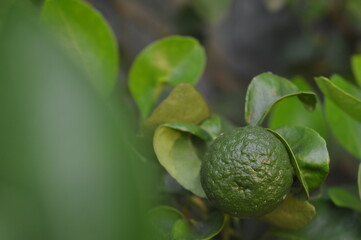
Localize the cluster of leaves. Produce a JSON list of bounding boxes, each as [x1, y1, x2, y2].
[[11, 0, 360, 239], [127, 33, 360, 239]]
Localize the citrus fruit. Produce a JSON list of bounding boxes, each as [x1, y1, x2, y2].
[[200, 126, 294, 218]]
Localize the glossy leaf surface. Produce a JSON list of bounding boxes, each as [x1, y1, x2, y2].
[[245, 72, 317, 126], [145, 83, 210, 126], [276, 126, 329, 191], [328, 187, 361, 212], [268, 77, 326, 138], [42, 0, 118, 95], [315, 75, 361, 123], [324, 75, 361, 159], [149, 206, 224, 240], [129, 36, 206, 121], [162, 122, 213, 142], [267, 128, 309, 198], [200, 115, 222, 140], [153, 126, 206, 197], [261, 194, 315, 231]]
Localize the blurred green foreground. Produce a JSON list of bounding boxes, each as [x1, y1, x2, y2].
[[0, 1, 154, 239]]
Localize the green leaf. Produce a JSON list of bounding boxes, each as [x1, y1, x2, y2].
[[328, 187, 361, 212], [172, 211, 224, 240], [149, 206, 224, 240], [41, 0, 118, 95], [315, 75, 361, 123], [266, 128, 310, 198], [325, 98, 361, 159], [260, 194, 316, 231], [275, 126, 329, 191], [148, 206, 184, 240], [262, 199, 361, 240], [129, 36, 206, 121], [162, 122, 213, 142], [245, 72, 317, 126], [190, 0, 232, 22], [324, 75, 361, 159], [268, 77, 327, 138], [145, 83, 210, 126], [200, 115, 222, 140], [359, 164, 361, 200], [351, 54, 361, 87], [153, 126, 206, 197]]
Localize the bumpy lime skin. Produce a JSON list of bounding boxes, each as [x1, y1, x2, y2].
[[200, 126, 293, 218]]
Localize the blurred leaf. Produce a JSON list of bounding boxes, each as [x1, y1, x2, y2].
[[148, 206, 184, 240], [275, 126, 329, 191], [245, 73, 317, 126], [267, 129, 310, 198], [352, 54, 361, 87], [328, 187, 361, 213], [261, 199, 361, 240], [263, 0, 287, 12], [268, 77, 327, 138], [324, 75, 361, 159], [149, 206, 224, 240], [41, 0, 118, 95], [172, 211, 224, 240], [129, 36, 206, 121], [261, 194, 315, 231], [0, 3, 150, 239], [190, 0, 232, 22], [200, 115, 221, 140], [346, 0, 361, 31], [359, 165, 361, 200], [0, 0, 17, 29], [153, 126, 206, 197], [145, 83, 210, 126], [162, 122, 213, 142], [315, 75, 361, 123]]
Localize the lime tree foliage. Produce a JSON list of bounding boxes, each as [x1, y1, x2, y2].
[[127, 35, 361, 239]]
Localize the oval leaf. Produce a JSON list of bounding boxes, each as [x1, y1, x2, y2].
[[328, 187, 361, 213], [149, 206, 224, 240], [145, 83, 210, 126], [162, 122, 213, 142], [324, 75, 361, 160], [153, 126, 206, 197], [351, 54, 361, 87], [129, 36, 206, 121], [268, 76, 327, 138], [262, 199, 361, 240], [315, 75, 361, 123], [260, 194, 316, 231], [275, 126, 330, 191], [245, 72, 317, 126], [42, 0, 118, 95], [267, 128, 310, 198]]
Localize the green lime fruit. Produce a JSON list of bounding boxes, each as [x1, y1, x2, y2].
[[200, 126, 294, 218]]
